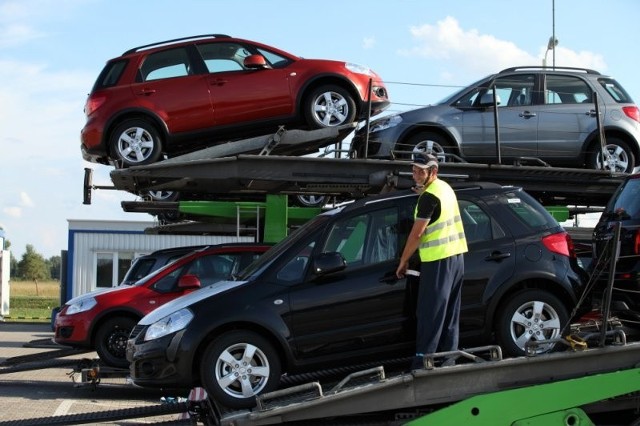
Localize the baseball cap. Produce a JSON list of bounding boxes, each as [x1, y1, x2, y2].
[[411, 152, 439, 169]]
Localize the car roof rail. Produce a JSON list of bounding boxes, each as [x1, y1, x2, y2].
[[122, 34, 232, 55], [499, 66, 601, 75], [451, 182, 505, 191]]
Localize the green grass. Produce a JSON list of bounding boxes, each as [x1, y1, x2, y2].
[[5, 280, 60, 322]]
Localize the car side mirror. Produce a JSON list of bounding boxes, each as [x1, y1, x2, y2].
[[479, 92, 501, 107], [313, 252, 347, 276], [178, 274, 201, 290], [244, 54, 271, 70]]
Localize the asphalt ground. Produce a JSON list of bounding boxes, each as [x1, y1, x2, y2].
[[0, 322, 194, 425]]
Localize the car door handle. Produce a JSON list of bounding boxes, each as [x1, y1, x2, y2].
[[137, 88, 156, 96], [380, 272, 400, 284], [518, 111, 536, 118], [485, 251, 511, 261], [211, 79, 228, 86], [585, 109, 598, 117]]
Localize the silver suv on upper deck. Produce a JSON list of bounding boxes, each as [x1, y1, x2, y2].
[[351, 66, 640, 173]]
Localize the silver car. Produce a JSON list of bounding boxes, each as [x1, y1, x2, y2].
[[351, 66, 640, 173]]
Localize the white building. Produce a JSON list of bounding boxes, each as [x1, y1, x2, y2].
[[64, 219, 251, 303]]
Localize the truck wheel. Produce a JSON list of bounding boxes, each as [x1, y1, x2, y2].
[[304, 85, 356, 129], [110, 119, 163, 167], [588, 137, 635, 173], [200, 331, 281, 409], [495, 290, 568, 357], [95, 317, 137, 368]]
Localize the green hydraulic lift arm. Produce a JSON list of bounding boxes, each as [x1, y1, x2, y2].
[[406, 367, 640, 426]]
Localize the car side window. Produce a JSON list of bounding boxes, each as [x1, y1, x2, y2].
[[152, 266, 185, 293], [185, 254, 233, 286], [494, 74, 535, 107], [277, 241, 315, 283], [197, 42, 251, 73], [256, 48, 292, 68], [139, 47, 192, 81], [545, 75, 592, 104], [323, 207, 398, 267], [459, 200, 493, 244]]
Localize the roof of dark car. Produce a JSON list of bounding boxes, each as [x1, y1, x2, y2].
[[335, 182, 519, 213]]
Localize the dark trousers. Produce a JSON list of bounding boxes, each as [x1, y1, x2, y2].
[[416, 253, 464, 355]]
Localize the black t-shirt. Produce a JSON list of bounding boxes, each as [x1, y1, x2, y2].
[[416, 190, 441, 223]]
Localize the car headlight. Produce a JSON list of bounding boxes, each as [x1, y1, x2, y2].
[[370, 115, 403, 133], [65, 297, 97, 315], [345, 62, 373, 76], [144, 308, 194, 341]]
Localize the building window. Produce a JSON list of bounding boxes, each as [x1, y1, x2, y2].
[[96, 253, 114, 288], [96, 251, 135, 288]]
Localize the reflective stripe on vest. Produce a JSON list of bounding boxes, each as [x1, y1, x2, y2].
[[415, 179, 468, 262]]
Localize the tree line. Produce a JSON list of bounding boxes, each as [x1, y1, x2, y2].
[[4, 240, 61, 282]]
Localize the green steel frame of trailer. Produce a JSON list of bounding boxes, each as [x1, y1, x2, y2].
[[408, 367, 640, 426]]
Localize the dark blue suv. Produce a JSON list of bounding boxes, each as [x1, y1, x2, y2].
[[127, 184, 586, 408], [592, 173, 640, 322]]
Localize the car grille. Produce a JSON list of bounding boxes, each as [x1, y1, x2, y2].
[[129, 324, 146, 342]]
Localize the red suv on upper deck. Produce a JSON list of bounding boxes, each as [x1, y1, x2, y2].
[[81, 34, 390, 167]]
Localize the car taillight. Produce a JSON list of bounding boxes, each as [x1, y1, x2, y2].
[[622, 106, 640, 123], [84, 94, 106, 116], [634, 230, 640, 255], [542, 232, 573, 258]]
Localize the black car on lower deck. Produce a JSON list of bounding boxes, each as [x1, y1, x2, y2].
[[127, 184, 587, 409], [592, 173, 640, 322]]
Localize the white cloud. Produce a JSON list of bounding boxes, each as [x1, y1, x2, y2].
[[20, 192, 34, 208], [362, 37, 376, 50], [400, 16, 606, 78], [3, 207, 21, 218]]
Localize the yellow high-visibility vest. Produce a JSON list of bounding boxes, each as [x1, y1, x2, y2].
[[415, 179, 468, 262]]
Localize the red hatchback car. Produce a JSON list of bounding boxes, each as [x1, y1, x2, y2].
[[81, 34, 390, 167], [54, 244, 271, 368]]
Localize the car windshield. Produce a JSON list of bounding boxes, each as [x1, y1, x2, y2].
[[132, 250, 199, 286], [602, 175, 640, 220], [235, 213, 335, 280]]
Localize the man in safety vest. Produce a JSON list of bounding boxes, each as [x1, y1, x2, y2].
[[396, 152, 468, 370]]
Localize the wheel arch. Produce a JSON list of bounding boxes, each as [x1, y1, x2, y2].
[[296, 75, 362, 120], [483, 277, 576, 340], [191, 321, 290, 383], [89, 309, 143, 347], [582, 127, 640, 165], [398, 124, 461, 156], [103, 109, 169, 156]]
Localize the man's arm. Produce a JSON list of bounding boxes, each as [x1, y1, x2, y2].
[[396, 217, 429, 278]]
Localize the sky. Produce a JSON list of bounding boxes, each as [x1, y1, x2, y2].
[[1, 0, 639, 260]]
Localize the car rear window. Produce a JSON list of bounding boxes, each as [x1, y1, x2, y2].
[[497, 190, 558, 231], [93, 59, 128, 91], [598, 78, 634, 103], [603, 175, 640, 220]]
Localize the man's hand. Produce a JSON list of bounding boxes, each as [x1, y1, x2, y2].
[[396, 259, 408, 279]]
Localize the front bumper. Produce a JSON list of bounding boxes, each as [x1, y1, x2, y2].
[[127, 327, 194, 389], [53, 312, 92, 347]]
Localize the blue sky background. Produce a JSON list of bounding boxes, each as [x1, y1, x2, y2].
[[1, 0, 639, 259]]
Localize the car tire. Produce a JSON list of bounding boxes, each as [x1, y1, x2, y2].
[[588, 137, 635, 173], [304, 85, 356, 129], [401, 131, 456, 162], [95, 317, 137, 368], [110, 119, 163, 167], [495, 289, 568, 357], [200, 331, 281, 409]]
